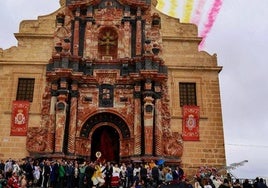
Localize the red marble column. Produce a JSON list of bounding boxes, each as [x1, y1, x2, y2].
[[123, 21, 131, 57], [47, 83, 58, 153], [154, 97, 163, 156], [136, 8, 142, 56], [84, 7, 95, 58], [134, 97, 141, 155], [55, 94, 67, 153], [47, 95, 57, 152], [73, 8, 80, 56], [84, 21, 93, 58], [68, 83, 78, 154], [143, 96, 154, 155]]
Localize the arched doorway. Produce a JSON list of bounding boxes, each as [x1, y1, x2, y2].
[[91, 125, 120, 162], [80, 112, 131, 161]]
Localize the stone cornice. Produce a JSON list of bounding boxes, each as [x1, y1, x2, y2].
[[14, 33, 54, 39], [0, 60, 48, 65], [162, 36, 202, 42], [168, 65, 223, 73], [171, 115, 208, 120]]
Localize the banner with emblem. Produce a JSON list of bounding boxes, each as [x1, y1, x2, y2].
[[182, 105, 200, 141], [10, 101, 30, 136]]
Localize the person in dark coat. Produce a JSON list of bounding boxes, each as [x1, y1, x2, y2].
[[104, 161, 113, 188], [151, 165, 160, 186], [219, 178, 231, 188], [172, 165, 184, 183], [0, 160, 5, 172], [65, 161, 75, 188], [41, 160, 51, 188], [254, 178, 260, 188], [126, 163, 134, 187], [49, 160, 59, 188], [85, 161, 96, 188], [233, 179, 241, 188], [78, 161, 87, 188], [258, 178, 268, 188], [140, 164, 148, 186], [24, 159, 35, 186], [172, 167, 179, 182], [243, 179, 253, 188]]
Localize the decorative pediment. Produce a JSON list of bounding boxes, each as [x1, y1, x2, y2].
[[117, 0, 150, 8]]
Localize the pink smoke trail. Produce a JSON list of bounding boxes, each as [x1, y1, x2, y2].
[[190, 0, 207, 25], [199, 0, 222, 50]]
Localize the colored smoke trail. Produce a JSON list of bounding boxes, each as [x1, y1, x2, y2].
[[156, 0, 222, 50], [190, 0, 207, 25], [168, 0, 179, 17], [156, 0, 165, 12], [199, 0, 223, 49], [181, 0, 195, 23]]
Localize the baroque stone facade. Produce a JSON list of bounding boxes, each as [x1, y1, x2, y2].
[[0, 0, 225, 177]]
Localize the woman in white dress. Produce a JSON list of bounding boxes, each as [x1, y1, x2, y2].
[[33, 161, 41, 186]]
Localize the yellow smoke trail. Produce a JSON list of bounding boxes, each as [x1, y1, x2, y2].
[[168, 0, 179, 17], [181, 0, 195, 22], [156, 0, 165, 11]]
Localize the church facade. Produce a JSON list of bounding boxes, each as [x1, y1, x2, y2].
[[0, 0, 225, 176]]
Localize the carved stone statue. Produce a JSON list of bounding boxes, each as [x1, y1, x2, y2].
[[26, 127, 48, 152], [162, 127, 183, 157]]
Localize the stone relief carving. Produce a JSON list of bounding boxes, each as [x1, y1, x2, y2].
[[76, 139, 90, 156], [27, 127, 48, 152], [60, 0, 65, 7], [163, 127, 183, 157], [95, 71, 118, 84], [54, 13, 72, 50], [161, 82, 171, 126], [41, 87, 50, 111], [161, 82, 184, 158], [121, 142, 130, 156], [144, 13, 162, 55]]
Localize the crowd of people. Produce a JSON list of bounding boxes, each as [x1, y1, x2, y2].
[[0, 157, 186, 188], [0, 157, 267, 188], [194, 175, 267, 188]]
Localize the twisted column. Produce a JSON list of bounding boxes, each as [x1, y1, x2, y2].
[[68, 82, 79, 154], [133, 84, 142, 155], [154, 97, 163, 156]]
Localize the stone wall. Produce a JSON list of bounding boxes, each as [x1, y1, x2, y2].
[[0, 6, 61, 159]]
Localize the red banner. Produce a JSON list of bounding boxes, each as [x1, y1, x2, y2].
[[10, 101, 30, 136], [182, 105, 200, 141]]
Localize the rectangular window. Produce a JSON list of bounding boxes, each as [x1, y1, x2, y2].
[[16, 78, 35, 102], [179, 82, 197, 106], [99, 84, 114, 107]]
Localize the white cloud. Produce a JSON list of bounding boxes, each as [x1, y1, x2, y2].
[[205, 0, 268, 178]]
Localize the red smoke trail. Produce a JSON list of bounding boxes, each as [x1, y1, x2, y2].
[[190, 0, 207, 25], [199, 0, 222, 49]]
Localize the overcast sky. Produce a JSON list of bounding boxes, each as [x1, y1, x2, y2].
[[1, 0, 268, 179]]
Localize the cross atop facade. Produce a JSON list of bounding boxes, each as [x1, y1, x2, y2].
[[99, 31, 116, 55]]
